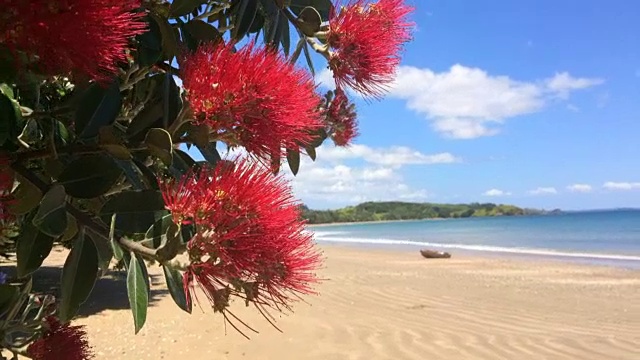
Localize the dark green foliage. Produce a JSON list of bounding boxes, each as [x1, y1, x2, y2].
[[301, 201, 531, 224], [0, 0, 345, 337]]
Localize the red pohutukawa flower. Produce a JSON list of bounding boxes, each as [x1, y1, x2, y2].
[[159, 159, 321, 333], [324, 89, 359, 146], [180, 42, 323, 162], [0, 0, 146, 82], [328, 0, 414, 97], [27, 317, 94, 360]]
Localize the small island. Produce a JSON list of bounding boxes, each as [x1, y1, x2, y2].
[[301, 201, 557, 224]]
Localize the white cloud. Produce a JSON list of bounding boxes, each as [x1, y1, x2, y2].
[[283, 144, 460, 205], [377, 65, 603, 139], [545, 72, 604, 99], [289, 161, 428, 204], [603, 182, 640, 190], [528, 187, 558, 195], [482, 189, 511, 197], [217, 143, 458, 206], [567, 184, 593, 193], [318, 144, 460, 167], [315, 68, 335, 88]]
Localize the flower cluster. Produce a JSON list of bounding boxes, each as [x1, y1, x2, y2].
[[327, 0, 414, 97], [27, 317, 94, 360], [159, 159, 321, 329], [181, 42, 323, 162], [0, 0, 146, 82], [323, 89, 359, 146]]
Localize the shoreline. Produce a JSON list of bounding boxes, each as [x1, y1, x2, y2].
[[307, 218, 448, 227], [310, 236, 640, 270], [316, 241, 640, 270]]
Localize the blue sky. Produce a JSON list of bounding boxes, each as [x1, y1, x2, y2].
[[297, 0, 640, 210], [193, 1, 640, 210]]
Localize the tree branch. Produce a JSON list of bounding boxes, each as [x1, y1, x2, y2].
[[305, 38, 331, 60], [15, 145, 103, 161], [279, 6, 332, 60], [194, 3, 230, 20], [9, 162, 158, 259]]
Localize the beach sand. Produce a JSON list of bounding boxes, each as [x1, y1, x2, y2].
[[30, 246, 640, 359]]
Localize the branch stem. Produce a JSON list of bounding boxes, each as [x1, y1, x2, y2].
[[194, 3, 230, 20], [9, 162, 158, 260]]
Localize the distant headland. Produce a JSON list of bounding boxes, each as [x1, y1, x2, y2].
[[300, 201, 562, 225]]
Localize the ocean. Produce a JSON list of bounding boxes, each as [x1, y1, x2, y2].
[[309, 210, 640, 269]]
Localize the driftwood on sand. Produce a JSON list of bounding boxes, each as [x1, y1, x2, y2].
[[420, 249, 451, 259]]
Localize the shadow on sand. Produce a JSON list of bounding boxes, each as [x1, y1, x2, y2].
[[0, 264, 168, 318]]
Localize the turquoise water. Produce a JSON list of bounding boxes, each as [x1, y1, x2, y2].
[[309, 210, 640, 268]]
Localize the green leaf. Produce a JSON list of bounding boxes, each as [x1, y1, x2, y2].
[[1, 278, 32, 321], [61, 214, 78, 242], [163, 265, 191, 313], [32, 184, 67, 238], [149, 12, 179, 60], [43, 158, 65, 179], [100, 144, 132, 160], [297, 6, 322, 36], [171, 149, 196, 175], [145, 214, 193, 248], [183, 20, 222, 46], [75, 81, 122, 139], [145, 214, 173, 248], [302, 38, 316, 76], [100, 190, 168, 234], [114, 159, 145, 190], [308, 127, 327, 148], [289, 0, 333, 21], [144, 128, 173, 166], [59, 232, 99, 322], [232, 0, 259, 41], [16, 223, 54, 278], [132, 159, 161, 190], [279, 15, 291, 55], [8, 180, 42, 215], [58, 155, 123, 199], [0, 88, 21, 146], [136, 16, 163, 67], [156, 222, 182, 262], [127, 75, 181, 140], [196, 143, 221, 167], [260, 0, 281, 46], [184, 123, 210, 148], [0, 83, 14, 98], [0, 284, 19, 317], [290, 37, 306, 63], [305, 145, 317, 161], [127, 253, 149, 334], [88, 232, 113, 277], [170, 0, 207, 17], [17, 118, 41, 147], [287, 148, 301, 175], [248, 12, 265, 34]]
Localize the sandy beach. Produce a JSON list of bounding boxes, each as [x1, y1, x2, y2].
[[26, 245, 640, 359]]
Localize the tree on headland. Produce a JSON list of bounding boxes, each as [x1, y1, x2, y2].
[[300, 201, 537, 224], [0, 0, 414, 358]]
